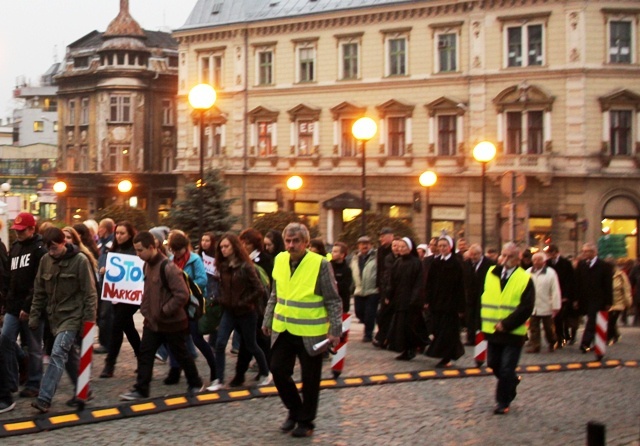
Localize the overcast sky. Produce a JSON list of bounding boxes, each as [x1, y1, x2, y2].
[[0, 0, 196, 119]]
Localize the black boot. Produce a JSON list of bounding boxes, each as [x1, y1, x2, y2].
[[163, 367, 181, 385]]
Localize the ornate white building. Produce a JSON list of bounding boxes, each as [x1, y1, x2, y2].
[[174, 0, 640, 257]]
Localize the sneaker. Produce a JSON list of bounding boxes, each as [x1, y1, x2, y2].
[[187, 384, 205, 396], [119, 390, 145, 401], [93, 345, 108, 354], [258, 373, 273, 386], [31, 399, 51, 413], [0, 401, 16, 414], [155, 353, 167, 363], [206, 379, 222, 391], [280, 417, 296, 433], [19, 387, 39, 398], [66, 392, 94, 407]]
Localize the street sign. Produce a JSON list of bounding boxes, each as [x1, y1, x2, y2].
[[500, 171, 526, 198]]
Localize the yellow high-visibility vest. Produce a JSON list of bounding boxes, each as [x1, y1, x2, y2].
[[481, 266, 530, 336], [272, 251, 328, 336]]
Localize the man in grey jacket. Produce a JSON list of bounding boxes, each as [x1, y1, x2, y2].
[[263, 223, 342, 438], [29, 227, 97, 413], [350, 236, 378, 342]]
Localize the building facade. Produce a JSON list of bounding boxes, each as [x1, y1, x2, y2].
[[54, 0, 180, 224], [174, 0, 640, 258]]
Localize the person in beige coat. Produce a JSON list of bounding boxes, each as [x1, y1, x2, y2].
[[525, 252, 561, 353], [608, 259, 632, 344]]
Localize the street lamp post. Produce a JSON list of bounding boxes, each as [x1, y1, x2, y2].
[[286, 175, 303, 213], [352, 117, 377, 237], [118, 179, 133, 207], [188, 84, 217, 238], [473, 141, 497, 248], [419, 170, 437, 243], [0, 183, 10, 203]]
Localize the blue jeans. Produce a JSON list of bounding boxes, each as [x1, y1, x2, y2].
[[354, 294, 380, 339], [0, 313, 44, 391], [215, 310, 269, 383], [487, 341, 522, 407], [168, 320, 216, 380], [39, 330, 80, 404]]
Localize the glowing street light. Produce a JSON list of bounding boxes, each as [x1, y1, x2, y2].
[[286, 175, 303, 212], [352, 117, 377, 237], [473, 141, 497, 248], [53, 181, 67, 194], [117, 179, 133, 194], [419, 170, 437, 243], [188, 84, 217, 237]]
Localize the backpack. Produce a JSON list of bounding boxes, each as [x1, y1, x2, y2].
[[159, 259, 204, 321], [254, 263, 271, 306]]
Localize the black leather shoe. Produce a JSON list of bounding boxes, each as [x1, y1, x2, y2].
[[493, 405, 510, 415], [291, 422, 314, 437], [228, 375, 245, 388], [280, 418, 296, 433], [580, 345, 591, 353], [435, 359, 452, 368]]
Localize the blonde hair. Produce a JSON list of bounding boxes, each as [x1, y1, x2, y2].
[[63, 226, 98, 271]]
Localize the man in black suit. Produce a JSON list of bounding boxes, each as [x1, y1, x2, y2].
[[546, 245, 577, 346], [464, 243, 495, 345], [575, 242, 613, 352]]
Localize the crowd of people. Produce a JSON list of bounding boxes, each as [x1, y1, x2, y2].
[[0, 212, 637, 433]]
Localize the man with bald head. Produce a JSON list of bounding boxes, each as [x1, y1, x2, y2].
[[481, 242, 534, 415], [575, 242, 613, 353]]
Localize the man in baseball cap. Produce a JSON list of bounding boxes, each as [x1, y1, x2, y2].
[[0, 211, 47, 412], [10, 212, 36, 231]]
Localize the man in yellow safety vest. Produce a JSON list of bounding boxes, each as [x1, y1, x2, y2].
[[481, 242, 534, 415], [263, 223, 342, 438]]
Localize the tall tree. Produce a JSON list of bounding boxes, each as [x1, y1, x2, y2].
[[167, 169, 237, 242]]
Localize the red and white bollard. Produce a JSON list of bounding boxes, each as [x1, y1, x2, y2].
[[594, 311, 608, 361], [76, 321, 95, 410], [474, 330, 487, 367], [331, 314, 352, 379]]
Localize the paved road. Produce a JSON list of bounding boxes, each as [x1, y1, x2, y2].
[[2, 313, 639, 445]]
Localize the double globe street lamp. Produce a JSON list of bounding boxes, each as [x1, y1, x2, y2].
[[188, 84, 217, 237], [473, 141, 497, 248], [352, 117, 377, 237]]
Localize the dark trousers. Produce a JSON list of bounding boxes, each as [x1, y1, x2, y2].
[[528, 315, 556, 350], [581, 310, 598, 348], [134, 326, 202, 397], [374, 298, 393, 346], [168, 320, 216, 380], [0, 340, 12, 404], [487, 342, 522, 408], [235, 311, 270, 380], [270, 331, 323, 425], [98, 299, 113, 349], [354, 294, 379, 339], [607, 310, 621, 342], [106, 303, 141, 366]]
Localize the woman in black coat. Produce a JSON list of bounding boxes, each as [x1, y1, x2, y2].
[[385, 237, 425, 360], [425, 236, 466, 367]]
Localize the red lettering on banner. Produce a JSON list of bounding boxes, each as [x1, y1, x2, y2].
[[102, 282, 142, 304]]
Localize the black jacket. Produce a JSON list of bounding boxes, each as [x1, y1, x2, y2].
[[5, 234, 47, 316]]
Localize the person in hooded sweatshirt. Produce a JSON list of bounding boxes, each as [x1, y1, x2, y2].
[[0, 212, 47, 409], [29, 227, 97, 413]]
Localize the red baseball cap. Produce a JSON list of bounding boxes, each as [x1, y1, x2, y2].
[[11, 212, 37, 231]]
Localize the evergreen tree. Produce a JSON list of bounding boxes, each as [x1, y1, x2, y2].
[[167, 169, 237, 242]]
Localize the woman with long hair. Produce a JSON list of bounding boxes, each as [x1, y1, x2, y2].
[[264, 229, 285, 257], [62, 226, 98, 273], [73, 223, 100, 260], [99, 221, 141, 378], [163, 231, 216, 386], [208, 233, 271, 391]]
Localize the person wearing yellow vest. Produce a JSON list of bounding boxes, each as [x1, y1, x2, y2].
[[262, 223, 342, 438], [481, 242, 534, 415]]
